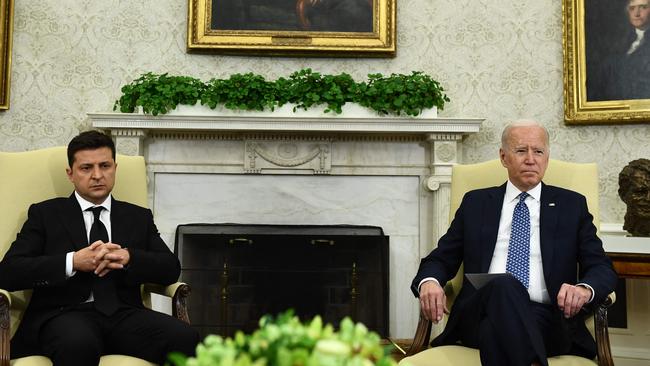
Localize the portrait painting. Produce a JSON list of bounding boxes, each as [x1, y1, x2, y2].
[[187, 0, 395, 57], [564, 0, 650, 124]]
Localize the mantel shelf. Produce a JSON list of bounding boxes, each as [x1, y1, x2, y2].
[[88, 112, 483, 135]]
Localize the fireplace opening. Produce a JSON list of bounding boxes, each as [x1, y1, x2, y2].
[[175, 224, 389, 339]]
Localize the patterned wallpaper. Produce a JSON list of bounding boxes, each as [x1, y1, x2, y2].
[[0, 0, 648, 224]]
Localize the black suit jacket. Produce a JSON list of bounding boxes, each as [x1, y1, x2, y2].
[[0, 194, 180, 347], [411, 183, 617, 356]]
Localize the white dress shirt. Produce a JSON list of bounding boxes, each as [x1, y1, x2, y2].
[[627, 28, 646, 55], [65, 192, 113, 278]]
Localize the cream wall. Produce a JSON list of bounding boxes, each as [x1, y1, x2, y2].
[[1, 0, 649, 363]]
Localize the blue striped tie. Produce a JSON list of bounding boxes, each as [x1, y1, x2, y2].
[[506, 192, 530, 288]]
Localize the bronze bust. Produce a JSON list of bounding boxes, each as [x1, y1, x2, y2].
[[618, 158, 650, 236]]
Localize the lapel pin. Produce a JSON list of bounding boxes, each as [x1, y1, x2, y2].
[[549, 203, 556, 206]]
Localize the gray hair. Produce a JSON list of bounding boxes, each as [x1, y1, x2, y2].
[[500, 119, 550, 150]]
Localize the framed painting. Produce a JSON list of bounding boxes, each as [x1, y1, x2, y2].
[[0, 0, 13, 110], [564, 0, 650, 124], [187, 0, 395, 57]]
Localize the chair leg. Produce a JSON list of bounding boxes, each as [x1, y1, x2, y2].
[[594, 296, 614, 366], [0, 292, 10, 366], [405, 313, 432, 356]]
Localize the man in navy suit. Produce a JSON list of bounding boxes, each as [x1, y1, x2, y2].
[[0, 131, 199, 366], [411, 120, 617, 366]]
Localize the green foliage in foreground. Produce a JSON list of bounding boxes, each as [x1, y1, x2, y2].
[[167, 311, 398, 366], [113, 69, 449, 117]]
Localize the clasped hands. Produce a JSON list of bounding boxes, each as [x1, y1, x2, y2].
[[73, 240, 130, 277], [419, 280, 592, 323]]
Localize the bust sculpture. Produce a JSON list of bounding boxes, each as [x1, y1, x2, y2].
[[618, 158, 650, 236]]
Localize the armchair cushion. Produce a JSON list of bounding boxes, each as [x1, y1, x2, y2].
[[10, 355, 155, 366], [401, 345, 598, 366]]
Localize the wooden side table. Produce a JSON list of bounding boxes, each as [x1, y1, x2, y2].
[[602, 235, 650, 278], [606, 252, 650, 278]]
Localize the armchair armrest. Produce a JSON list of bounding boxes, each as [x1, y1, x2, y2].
[[1, 289, 9, 366], [405, 281, 456, 357], [405, 312, 432, 357], [142, 282, 191, 324]]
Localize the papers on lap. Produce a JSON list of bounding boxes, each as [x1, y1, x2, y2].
[[464, 273, 513, 290]]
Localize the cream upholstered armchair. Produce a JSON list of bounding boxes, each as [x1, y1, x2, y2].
[[400, 159, 615, 366], [0, 147, 191, 366]]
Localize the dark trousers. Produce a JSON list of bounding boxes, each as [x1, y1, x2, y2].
[[453, 276, 571, 366], [34, 303, 199, 366]]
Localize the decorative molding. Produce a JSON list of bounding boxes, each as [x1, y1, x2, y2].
[[89, 112, 483, 136], [426, 133, 464, 141], [435, 142, 456, 163], [244, 140, 331, 174], [109, 128, 146, 156]]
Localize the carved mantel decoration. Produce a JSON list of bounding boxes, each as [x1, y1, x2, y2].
[[88, 111, 483, 338]]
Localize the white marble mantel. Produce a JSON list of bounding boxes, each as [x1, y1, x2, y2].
[[89, 111, 483, 338]]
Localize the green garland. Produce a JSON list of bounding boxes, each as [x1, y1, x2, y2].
[[114, 69, 449, 117]]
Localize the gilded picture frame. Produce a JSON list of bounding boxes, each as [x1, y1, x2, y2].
[[564, 0, 650, 124], [187, 0, 395, 57], [0, 0, 13, 110]]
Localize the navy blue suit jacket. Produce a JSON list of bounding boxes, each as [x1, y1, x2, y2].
[[411, 183, 617, 356]]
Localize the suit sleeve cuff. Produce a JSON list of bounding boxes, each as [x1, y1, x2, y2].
[[418, 277, 440, 294], [66, 251, 76, 278], [576, 283, 595, 303]]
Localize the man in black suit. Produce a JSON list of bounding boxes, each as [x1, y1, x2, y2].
[[0, 131, 199, 366], [411, 120, 617, 366]]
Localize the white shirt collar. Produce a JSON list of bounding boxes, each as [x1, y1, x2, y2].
[[74, 191, 112, 212], [505, 180, 541, 203], [636, 28, 646, 39]]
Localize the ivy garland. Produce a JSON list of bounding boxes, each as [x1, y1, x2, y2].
[[114, 69, 450, 117]]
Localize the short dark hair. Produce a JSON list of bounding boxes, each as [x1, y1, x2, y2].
[[67, 130, 116, 167]]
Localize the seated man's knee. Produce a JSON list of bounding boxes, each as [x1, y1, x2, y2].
[[46, 330, 102, 363], [171, 324, 200, 356]]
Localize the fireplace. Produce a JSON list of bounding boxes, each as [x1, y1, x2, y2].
[[176, 224, 389, 338], [90, 111, 483, 338]]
